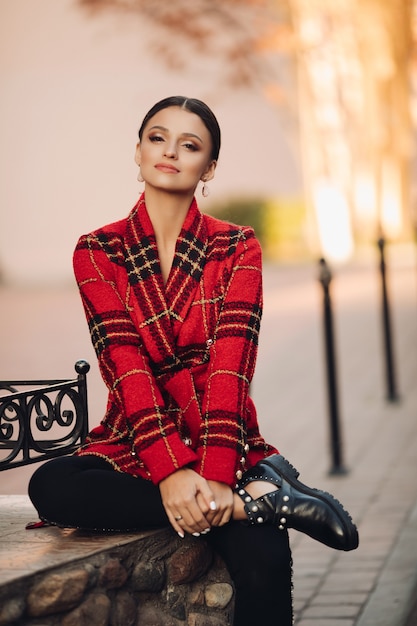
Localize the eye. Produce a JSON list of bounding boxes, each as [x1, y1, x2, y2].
[[149, 134, 164, 143], [182, 141, 198, 151]]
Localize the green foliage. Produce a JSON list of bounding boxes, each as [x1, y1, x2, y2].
[[207, 198, 267, 240], [207, 196, 310, 261]]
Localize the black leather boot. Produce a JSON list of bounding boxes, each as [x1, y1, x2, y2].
[[236, 454, 359, 551]]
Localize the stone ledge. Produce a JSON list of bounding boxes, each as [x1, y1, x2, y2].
[[0, 496, 234, 626]]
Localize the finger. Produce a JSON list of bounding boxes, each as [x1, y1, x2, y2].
[[196, 483, 217, 517], [215, 508, 233, 526], [205, 509, 227, 527], [166, 504, 199, 537], [166, 501, 208, 536], [166, 510, 185, 538], [181, 505, 211, 535], [196, 490, 220, 523], [175, 495, 214, 535], [195, 493, 214, 531], [203, 502, 233, 528]]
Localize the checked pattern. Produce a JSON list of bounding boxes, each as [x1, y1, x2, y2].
[[73, 195, 276, 486]]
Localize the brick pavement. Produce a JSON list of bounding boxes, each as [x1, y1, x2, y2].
[[1, 243, 417, 624], [257, 246, 417, 625]]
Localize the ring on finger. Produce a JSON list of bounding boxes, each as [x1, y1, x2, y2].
[[174, 515, 183, 521]]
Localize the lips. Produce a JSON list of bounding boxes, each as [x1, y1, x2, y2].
[[155, 163, 179, 173]]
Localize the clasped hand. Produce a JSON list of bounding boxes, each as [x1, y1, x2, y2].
[[159, 468, 234, 537]]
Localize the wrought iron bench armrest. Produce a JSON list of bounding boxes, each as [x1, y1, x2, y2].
[[0, 360, 90, 471]]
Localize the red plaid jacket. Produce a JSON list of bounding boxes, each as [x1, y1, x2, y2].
[[74, 194, 277, 486]]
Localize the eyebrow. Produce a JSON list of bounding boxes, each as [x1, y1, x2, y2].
[[148, 125, 204, 143]]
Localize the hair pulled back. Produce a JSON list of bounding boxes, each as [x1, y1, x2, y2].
[[138, 96, 221, 161]]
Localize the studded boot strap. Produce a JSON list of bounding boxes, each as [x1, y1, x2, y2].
[[236, 486, 291, 530]]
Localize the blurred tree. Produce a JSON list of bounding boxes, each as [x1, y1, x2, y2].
[[289, 0, 414, 255], [77, 0, 294, 89], [78, 0, 416, 255]]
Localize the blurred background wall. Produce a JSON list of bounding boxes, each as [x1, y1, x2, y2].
[[1, 0, 417, 285], [0, 0, 303, 285]]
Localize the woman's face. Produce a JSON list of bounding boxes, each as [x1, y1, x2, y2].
[[135, 106, 216, 196]]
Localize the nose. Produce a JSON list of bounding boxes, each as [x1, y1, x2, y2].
[[164, 142, 177, 159]]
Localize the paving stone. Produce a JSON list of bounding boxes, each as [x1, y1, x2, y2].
[[296, 620, 355, 626], [302, 604, 360, 619], [310, 592, 368, 606]]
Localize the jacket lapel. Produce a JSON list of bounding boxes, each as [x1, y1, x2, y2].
[[165, 199, 207, 338], [125, 195, 177, 370], [124, 195, 207, 370]]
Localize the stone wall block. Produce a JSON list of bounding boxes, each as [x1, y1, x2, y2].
[[84, 562, 99, 588], [188, 613, 231, 626], [187, 585, 205, 606], [61, 592, 111, 626], [3, 528, 234, 625], [210, 553, 233, 582], [139, 529, 181, 561], [166, 584, 187, 620], [204, 583, 234, 609], [98, 557, 128, 589], [132, 558, 166, 592], [0, 596, 25, 625], [168, 540, 213, 585], [136, 603, 181, 625], [27, 568, 89, 616], [110, 590, 137, 626]]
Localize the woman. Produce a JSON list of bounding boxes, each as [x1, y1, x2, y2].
[[29, 96, 358, 625]]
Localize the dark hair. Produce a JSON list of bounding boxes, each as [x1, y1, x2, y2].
[[138, 96, 221, 161]]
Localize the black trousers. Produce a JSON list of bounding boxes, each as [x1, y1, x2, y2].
[[29, 456, 293, 626]]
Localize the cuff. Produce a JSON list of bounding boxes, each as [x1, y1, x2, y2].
[[139, 435, 198, 485], [192, 446, 240, 488]]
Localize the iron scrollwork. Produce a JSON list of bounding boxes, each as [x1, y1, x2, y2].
[[0, 360, 90, 470]]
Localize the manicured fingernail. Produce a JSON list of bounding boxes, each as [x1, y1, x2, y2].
[[192, 532, 201, 537], [209, 501, 217, 511], [202, 528, 211, 534], [178, 531, 184, 538]]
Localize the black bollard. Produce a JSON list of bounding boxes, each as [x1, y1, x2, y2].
[[377, 237, 399, 402], [318, 258, 347, 475]]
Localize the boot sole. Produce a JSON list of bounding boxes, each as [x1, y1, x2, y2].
[[262, 454, 359, 551]]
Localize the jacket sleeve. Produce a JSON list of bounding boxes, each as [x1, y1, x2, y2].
[[193, 228, 263, 486], [73, 232, 198, 484]]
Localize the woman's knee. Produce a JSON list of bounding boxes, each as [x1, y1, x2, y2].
[[28, 455, 101, 518], [29, 457, 70, 500]]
